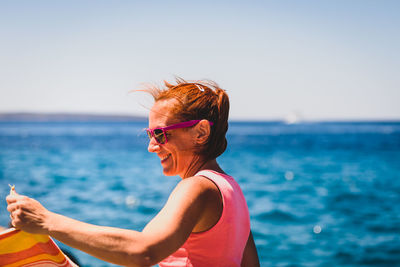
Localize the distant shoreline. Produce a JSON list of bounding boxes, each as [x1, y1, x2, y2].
[[0, 112, 147, 122], [0, 112, 398, 123]]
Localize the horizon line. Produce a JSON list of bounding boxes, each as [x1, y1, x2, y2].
[[0, 112, 399, 123]]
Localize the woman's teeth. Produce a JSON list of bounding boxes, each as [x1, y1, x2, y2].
[[161, 154, 171, 161]]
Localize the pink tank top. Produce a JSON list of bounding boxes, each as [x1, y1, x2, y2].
[[159, 170, 250, 267]]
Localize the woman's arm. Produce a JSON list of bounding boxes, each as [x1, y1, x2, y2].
[[241, 231, 260, 267], [6, 176, 221, 266], [6, 191, 153, 266], [44, 213, 152, 266]]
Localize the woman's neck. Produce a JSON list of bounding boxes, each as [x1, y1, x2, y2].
[[182, 158, 224, 179]]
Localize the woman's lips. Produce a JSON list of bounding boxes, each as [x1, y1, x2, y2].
[[160, 154, 171, 163]]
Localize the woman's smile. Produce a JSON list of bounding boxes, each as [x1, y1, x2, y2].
[[160, 153, 171, 163]]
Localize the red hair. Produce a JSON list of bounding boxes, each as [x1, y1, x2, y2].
[[147, 77, 229, 160]]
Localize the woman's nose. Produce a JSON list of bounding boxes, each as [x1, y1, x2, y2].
[[147, 137, 161, 153]]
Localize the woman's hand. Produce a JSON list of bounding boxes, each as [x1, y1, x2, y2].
[[6, 188, 52, 235]]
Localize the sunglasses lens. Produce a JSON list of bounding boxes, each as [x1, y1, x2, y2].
[[153, 129, 166, 144]]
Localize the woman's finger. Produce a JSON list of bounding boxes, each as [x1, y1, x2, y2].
[[6, 195, 17, 204], [6, 193, 26, 205], [6, 195, 22, 205], [10, 213, 20, 228], [7, 202, 19, 213]]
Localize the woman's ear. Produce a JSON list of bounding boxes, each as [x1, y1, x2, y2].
[[194, 120, 211, 145]]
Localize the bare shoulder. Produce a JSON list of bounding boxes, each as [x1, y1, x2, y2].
[[175, 175, 220, 197], [167, 175, 222, 216], [173, 175, 222, 232]]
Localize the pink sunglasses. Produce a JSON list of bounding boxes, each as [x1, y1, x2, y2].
[[146, 120, 214, 144]]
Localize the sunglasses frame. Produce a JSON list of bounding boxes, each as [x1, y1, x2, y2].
[[146, 120, 214, 144]]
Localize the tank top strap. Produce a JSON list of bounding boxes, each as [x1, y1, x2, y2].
[[195, 170, 230, 184]]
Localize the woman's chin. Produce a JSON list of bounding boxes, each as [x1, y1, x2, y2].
[[162, 167, 175, 177]]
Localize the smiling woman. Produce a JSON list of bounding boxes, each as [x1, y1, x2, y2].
[[6, 78, 260, 267]]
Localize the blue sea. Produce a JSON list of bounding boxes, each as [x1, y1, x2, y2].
[[1, 120, 399, 266]]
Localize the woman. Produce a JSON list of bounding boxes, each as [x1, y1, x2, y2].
[[7, 78, 260, 266]]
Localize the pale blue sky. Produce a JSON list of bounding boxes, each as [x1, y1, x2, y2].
[[0, 0, 399, 120]]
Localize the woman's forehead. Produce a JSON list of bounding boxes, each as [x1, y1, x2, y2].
[[149, 99, 178, 126]]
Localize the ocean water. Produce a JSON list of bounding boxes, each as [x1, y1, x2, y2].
[[0, 120, 399, 267]]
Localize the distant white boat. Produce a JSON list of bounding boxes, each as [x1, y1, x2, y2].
[[284, 111, 302, 124]]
